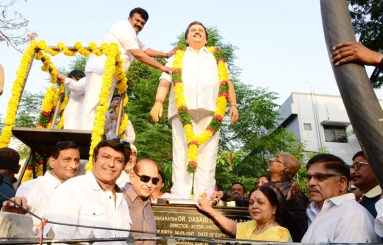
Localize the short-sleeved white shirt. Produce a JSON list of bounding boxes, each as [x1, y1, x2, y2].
[[43, 171, 132, 244], [85, 20, 148, 75]]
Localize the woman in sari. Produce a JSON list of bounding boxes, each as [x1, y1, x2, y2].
[[197, 185, 292, 242]]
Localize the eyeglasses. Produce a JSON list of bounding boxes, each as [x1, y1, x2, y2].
[[134, 172, 159, 185], [350, 161, 369, 170], [272, 157, 288, 168], [304, 173, 340, 182], [347, 185, 357, 191]]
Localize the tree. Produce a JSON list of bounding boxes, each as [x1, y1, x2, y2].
[[0, 0, 37, 51], [349, 0, 383, 88]]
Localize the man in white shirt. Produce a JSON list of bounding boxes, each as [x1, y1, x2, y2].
[[57, 70, 86, 129], [302, 153, 378, 243], [104, 94, 135, 143], [150, 21, 239, 196], [80, 7, 176, 130], [116, 144, 137, 188], [43, 138, 132, 244], [375, 194, 383, 237], [2, 141, 80, 232]]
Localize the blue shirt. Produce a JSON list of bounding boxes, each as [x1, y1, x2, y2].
[[0, 175, 16, 207]]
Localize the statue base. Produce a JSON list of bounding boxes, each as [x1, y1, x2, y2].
[[152, 203, 250, 245]]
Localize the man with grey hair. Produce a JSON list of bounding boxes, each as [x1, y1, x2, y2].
[[117, 144, 137, 188], [302, 153, 378, 243]]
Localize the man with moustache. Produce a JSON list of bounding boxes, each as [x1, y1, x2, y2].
[[211, 153, 308, 242], [2, 141, 80, 233], [80, 7, 176, 130], [43, 139, 131, 244], [150, 21, 239, 196], [124, 158, 159, 245], [350, 151, 381, 217], [302, 154, 377, 243], [117, 144, 137, 188]]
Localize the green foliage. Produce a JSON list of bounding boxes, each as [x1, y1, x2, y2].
[[349, 0, 383, 88]]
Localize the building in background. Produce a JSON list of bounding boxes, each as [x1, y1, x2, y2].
[[277, 92, 383, 163]]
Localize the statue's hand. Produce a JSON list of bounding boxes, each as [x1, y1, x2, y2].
[[150, 103, 163, 123]]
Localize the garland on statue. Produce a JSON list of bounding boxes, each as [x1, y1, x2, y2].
[[172, 46, 229, 174]]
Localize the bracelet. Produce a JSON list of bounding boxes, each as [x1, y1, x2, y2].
[[212, 211, 219, 218], [229, 102, 237, 107], [155, 99, 163, 104], [165, 53, 169, 59]]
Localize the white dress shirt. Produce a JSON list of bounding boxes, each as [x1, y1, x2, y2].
[[375, 198, 383, 237], [160, 47, 232, 120], [302, 193, 378, 243], [63, 77, 86, 129], [43, 171, 131, 244], [85, 20, 148, 75], [15, 171, 61, 231]]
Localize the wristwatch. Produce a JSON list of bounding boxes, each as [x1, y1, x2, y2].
[[229, 102, 237, 107], [166, 53, 169, 59]]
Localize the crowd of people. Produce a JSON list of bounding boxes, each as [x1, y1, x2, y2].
[[0, 4, 383, 245]]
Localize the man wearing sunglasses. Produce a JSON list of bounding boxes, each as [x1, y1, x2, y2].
[[124, 158, 159, 245], [351, 151, 381, 218], [302, 154, 377, 243]]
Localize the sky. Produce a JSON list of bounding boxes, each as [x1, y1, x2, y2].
[[0, 0, 381, 117]]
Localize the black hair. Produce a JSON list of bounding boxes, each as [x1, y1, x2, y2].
[[93, 139, 131, 165], [158, 170, 165, 184], [231, 181, 246, 193], [352, 151, 365, 161], [67, 70, 85, 81], [249, 185, 283, 226], [51, 141, 80, 159], [129, 7, 149, 21], [306, 153, 350, 179], [0, 148, 20, 172], [215, 184, 224, 191], [184, 21, 208, 46]]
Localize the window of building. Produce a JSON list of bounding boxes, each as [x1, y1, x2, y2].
[[323, 126, 348, 143], [303, 123, 311, 131]]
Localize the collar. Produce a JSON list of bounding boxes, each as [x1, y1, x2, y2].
[[124, 182, 151, 203], [185, 46, 209, 54], [364, 185, 382, 198], [44, 171, 62, 188], [2, 175, 15, 189], [327, 193, 355, 206], [87, 171, 122, 193]]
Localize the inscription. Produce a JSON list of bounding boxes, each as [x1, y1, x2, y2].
[[153, 204, 250, 245]]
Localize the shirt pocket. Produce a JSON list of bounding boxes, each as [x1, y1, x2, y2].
[[78, 205, 107, 237]]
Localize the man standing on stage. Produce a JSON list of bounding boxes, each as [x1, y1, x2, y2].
[[150, 21, 238, 196], [80, 7, 176, 130]]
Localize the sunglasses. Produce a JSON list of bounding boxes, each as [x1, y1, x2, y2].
[[134, 172, 159, 185], [304, 173, 340, 182], [104, 135, 130, 147]]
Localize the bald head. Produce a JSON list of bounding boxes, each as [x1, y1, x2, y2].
[[279, 153, 300, 180], [131, 158, 159, 198], [133, 158, 158, 173]]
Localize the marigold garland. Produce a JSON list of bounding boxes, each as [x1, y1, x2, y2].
[[172, 47, 229, 174], [1, 40, 128, 179]]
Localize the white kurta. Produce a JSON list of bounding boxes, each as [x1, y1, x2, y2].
[[63, 77, 86, 129], [160, 47, 228, 196], [375, 198, 383, 237], [43, 172, 131, 244], [80, 20, 147, 130], [302, 193, 378, 243], [15, 171, 61, 232]]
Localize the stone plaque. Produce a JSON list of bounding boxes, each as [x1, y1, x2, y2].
[[152, 204, 250, 245]]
